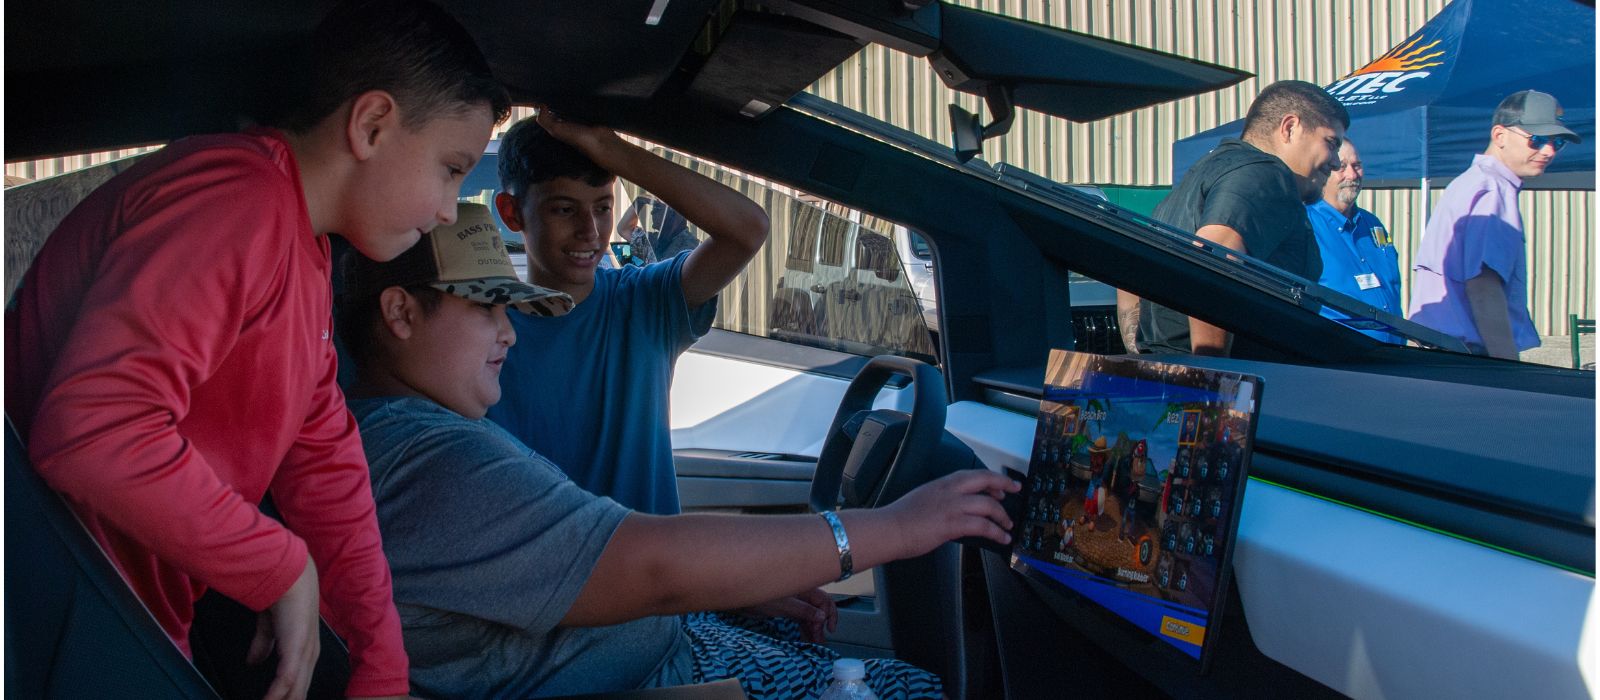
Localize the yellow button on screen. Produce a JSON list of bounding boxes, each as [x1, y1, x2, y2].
[[1159, 616, 1206, 645]]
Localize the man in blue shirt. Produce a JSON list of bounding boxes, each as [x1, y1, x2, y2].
[[1306, 139, 1403, 343]]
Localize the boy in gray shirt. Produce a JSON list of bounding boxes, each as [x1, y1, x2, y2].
[[338, 204, 1019, 698]]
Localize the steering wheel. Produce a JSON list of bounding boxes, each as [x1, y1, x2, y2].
[[810, 355, 949, 512]]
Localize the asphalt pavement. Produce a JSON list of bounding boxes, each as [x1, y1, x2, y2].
[[1520, 333, 1595, 370]]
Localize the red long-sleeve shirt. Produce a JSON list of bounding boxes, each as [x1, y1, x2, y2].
[[6, 129, 409, 697]]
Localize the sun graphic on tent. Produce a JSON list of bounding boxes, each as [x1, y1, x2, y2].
[[1350, 36, 1446, 76]]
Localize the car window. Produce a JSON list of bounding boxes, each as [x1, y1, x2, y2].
[[907, 231, 932, 261], [793, 94, 1587, 367], [624, 148, 937, 363]]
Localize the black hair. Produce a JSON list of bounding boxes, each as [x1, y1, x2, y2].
[[1241, 80, 1350, 141], [497, 116, 615, 198], [278, 0, 511, 133], [1492, 91, 1531, 128], [336, 249, 445, 370]]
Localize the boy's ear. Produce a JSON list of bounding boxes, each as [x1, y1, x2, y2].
[[379, 287, 416, 340], [347, 90, 401, 161], [494, 191, 526, 232]]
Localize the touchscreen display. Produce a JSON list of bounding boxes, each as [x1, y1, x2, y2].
[[1010, 350, 1260, 664]]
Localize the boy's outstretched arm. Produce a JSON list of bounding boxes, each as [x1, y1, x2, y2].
[[536, 110, 770, 308], [562, 468, 1019, 626]]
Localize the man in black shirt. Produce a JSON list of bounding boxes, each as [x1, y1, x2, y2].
[[1119, 80, 1349, 356]]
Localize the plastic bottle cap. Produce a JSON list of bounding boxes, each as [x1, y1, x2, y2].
[[832, 658, 867, 682]]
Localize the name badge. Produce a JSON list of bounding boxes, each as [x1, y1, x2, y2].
[[1355, 273, 1381, 290]]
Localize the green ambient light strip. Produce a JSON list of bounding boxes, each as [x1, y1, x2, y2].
[[1249, 476, 1594, 578]]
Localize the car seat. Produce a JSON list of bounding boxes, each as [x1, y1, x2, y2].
[[5, 416, 218, 698]]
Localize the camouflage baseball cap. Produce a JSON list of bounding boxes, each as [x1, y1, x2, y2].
[[345, 202, 574, 316]]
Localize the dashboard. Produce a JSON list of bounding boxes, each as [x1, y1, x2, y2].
[[946, 353, 1596, 699]]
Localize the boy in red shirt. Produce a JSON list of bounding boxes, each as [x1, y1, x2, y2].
[[4, 1, 509, 697]]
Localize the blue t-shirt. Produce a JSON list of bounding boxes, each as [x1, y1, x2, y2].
[[349, 396, 693, 698], [488, 252, 716, 514], [1306, 200, 1403, 343]]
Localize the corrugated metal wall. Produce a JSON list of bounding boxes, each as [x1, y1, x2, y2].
[[6, 146, 161, 181], [805, 0, 1595, 337], [6, 1, 1592, 334]]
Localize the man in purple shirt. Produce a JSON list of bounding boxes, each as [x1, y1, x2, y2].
[[1407, 90, 1581, 358]]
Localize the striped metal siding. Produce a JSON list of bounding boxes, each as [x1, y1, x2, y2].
[[5, 2, 1591, 333], [6, 146, 161, 182], [805, 0, 1593, 336], [808, 0, 1457, 185]]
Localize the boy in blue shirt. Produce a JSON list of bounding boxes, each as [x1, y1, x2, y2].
[[487, 110, 768, 516], [489, 111, 884, 640]]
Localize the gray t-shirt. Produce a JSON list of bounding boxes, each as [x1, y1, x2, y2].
[[349, 396, 694, 698]]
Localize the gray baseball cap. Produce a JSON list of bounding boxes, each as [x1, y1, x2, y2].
[[1493, 90, 1582, 143]]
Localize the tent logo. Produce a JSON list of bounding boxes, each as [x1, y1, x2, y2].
[[1326, 35, 1447, 106]]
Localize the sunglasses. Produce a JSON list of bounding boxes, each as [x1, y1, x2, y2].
[[1508, 127, 1570, 153]]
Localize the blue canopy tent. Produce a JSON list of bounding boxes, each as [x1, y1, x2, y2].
[[1172, 0, 1594, 195]]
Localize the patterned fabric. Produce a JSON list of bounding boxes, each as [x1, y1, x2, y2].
[[683, 612, 942, 699], [435, 278, 574, 317]]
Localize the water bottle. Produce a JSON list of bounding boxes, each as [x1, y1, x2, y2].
[[817, 658, 878, 700]]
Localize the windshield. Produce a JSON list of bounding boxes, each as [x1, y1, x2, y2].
[[787, 93, 1517, 361]]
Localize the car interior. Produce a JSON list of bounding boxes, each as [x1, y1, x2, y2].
[[7, 1, 1595, 699]]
